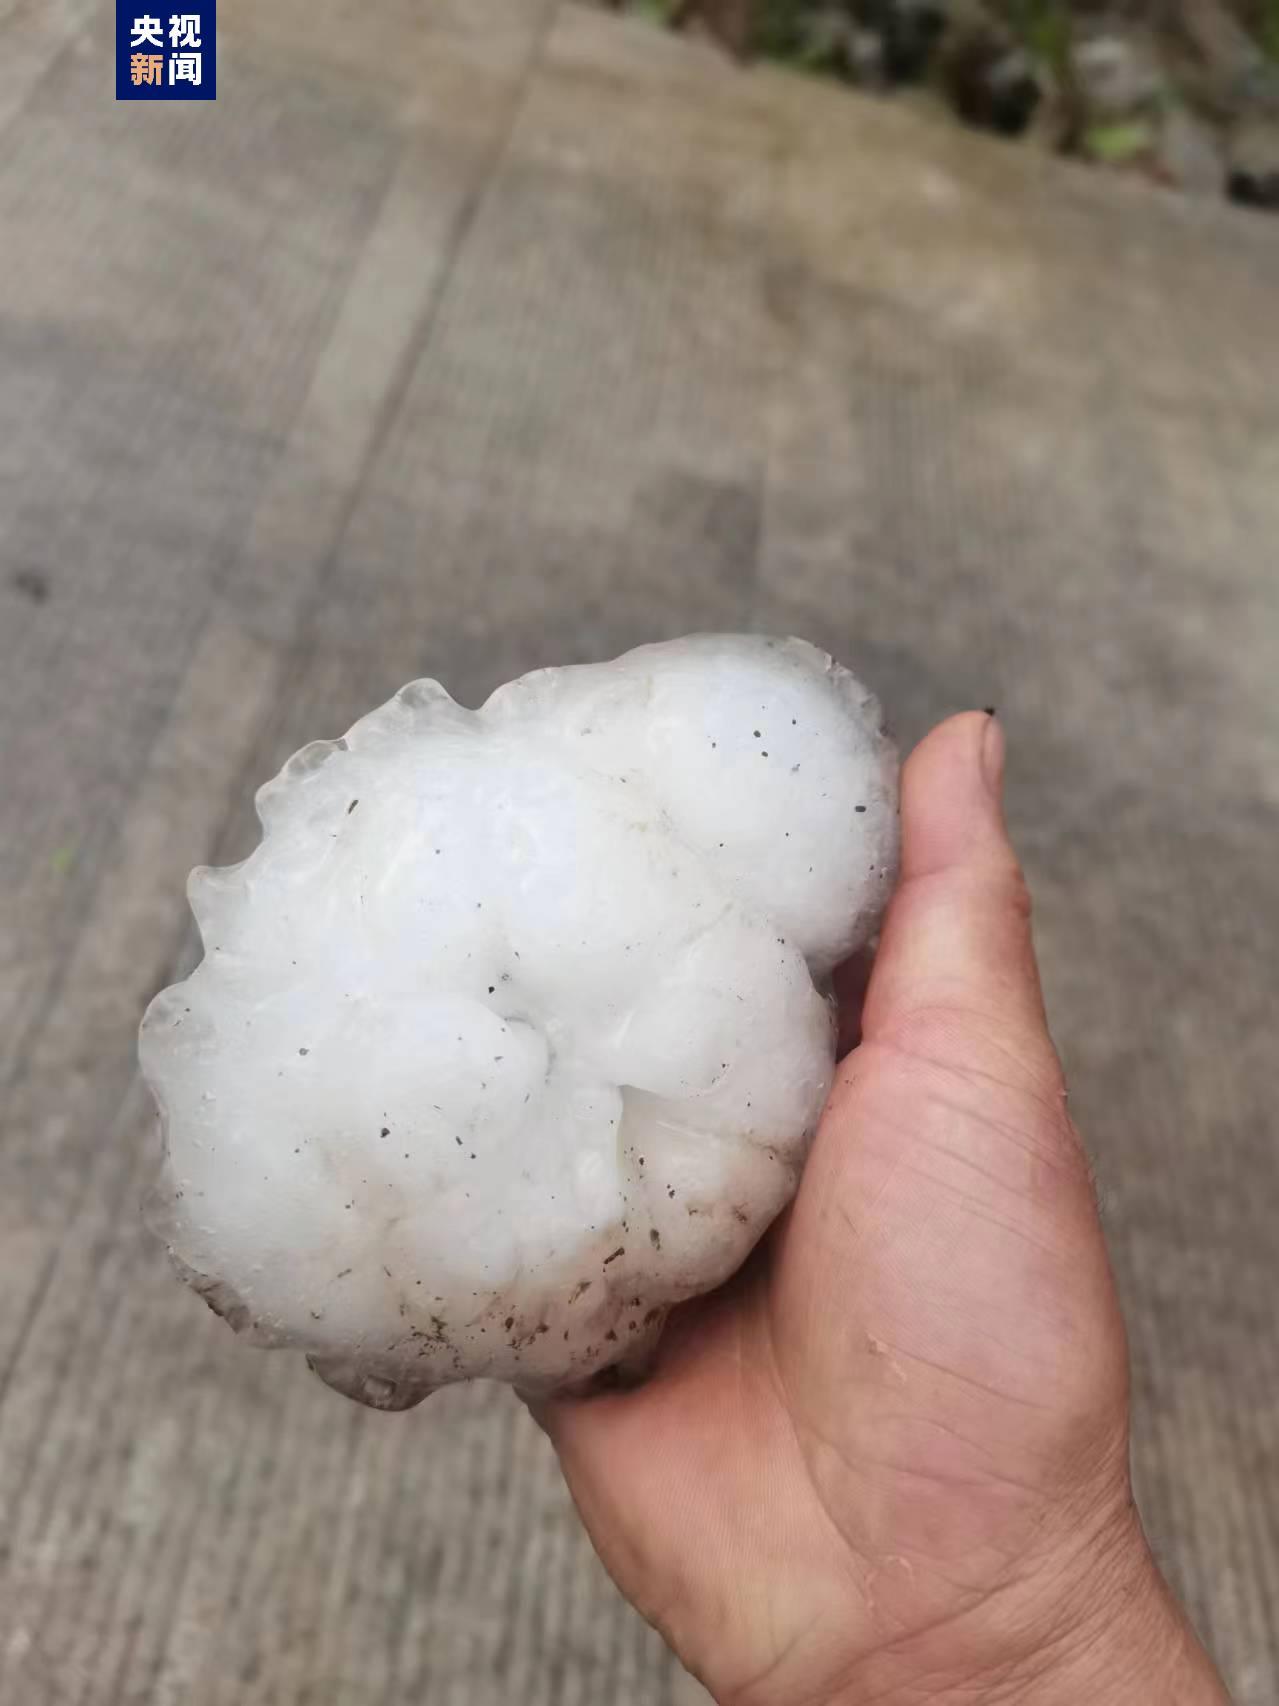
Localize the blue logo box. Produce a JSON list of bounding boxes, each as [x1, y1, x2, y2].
[[116, 4, 216, 100]]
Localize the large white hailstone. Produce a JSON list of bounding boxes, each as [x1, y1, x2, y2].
[[139, 636, 898, 1409]]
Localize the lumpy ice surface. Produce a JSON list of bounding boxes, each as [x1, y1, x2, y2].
[[139, 635, 898, 1408]]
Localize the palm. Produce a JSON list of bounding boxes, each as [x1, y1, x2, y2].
[[540, 718, 1134, 1705]]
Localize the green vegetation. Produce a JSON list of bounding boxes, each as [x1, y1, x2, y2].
[[623, 0, 685, 23], [1083, 117, 1155, 160], [1005, 0, 1071, 77], [753, 0, 823, 60]]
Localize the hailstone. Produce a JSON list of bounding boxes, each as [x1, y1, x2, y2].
[[139, 635, 898, 1409]]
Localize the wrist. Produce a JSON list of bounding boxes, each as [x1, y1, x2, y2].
[[827, 1500, 1228, 1706], [975, 1513, 1230, 1706]]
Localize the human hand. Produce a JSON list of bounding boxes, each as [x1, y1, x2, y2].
[[534, 713, 1229, 1705]]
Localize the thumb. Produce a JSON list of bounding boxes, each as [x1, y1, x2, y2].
[[861, 712, 1062, 1095]]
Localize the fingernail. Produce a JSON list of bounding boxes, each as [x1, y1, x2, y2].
[[980, 708, 1005, 798]]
